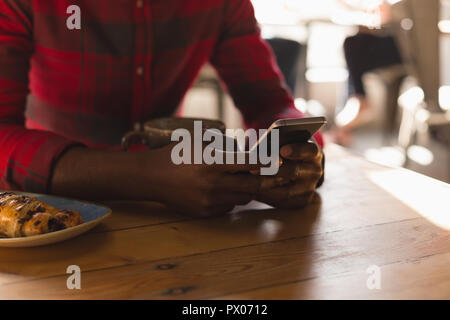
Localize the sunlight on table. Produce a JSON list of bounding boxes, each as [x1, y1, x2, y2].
[[368, 169, 450, 230]]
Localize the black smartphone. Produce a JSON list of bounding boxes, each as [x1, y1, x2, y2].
[[250, 116, 327, 153]]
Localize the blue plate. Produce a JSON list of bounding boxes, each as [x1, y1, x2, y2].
[[0, 191, 111, 247]]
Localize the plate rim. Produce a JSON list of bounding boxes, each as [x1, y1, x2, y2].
[[0, 190, 112, 243]]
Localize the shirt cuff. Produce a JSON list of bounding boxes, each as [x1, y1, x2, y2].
[[4, 130, 85, 193]]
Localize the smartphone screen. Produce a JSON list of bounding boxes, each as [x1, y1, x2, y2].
[[250, 116, 327, 153]]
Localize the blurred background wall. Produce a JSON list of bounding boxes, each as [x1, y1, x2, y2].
[[180, 0, 450, 182]]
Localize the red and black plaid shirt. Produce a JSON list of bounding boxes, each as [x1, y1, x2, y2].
[[0, 0, 322, 193]]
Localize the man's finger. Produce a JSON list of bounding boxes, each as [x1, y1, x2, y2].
[[214, 150, 266, 172], [260, 182, 315, 199], [280, 142, 320, 161], [276, 161, 323, 180], [259, 173, 318, 192], [219, 173, 261, 194], [257, 162, 322, 190], [257, 187, 315, 209]]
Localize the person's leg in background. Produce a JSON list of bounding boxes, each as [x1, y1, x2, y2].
[[334, 31, 403, 145], [265, 38, 303, 94]]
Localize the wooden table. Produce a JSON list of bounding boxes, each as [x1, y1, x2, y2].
[[0, 144, 449, 299]]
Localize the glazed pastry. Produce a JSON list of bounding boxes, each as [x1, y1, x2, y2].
[[0, 192, 83, 238]]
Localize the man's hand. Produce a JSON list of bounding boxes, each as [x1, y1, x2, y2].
[[51, 143, 262, 218], [147, 143, 263, 217], [254, 141, 324, 209], [51, 139, 323, 216]]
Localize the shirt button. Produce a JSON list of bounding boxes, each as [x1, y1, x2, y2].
[[136, 66, 144, 76], [137, 0, 143, 8]]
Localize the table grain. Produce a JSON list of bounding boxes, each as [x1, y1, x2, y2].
[[0, 144, 449, 299]]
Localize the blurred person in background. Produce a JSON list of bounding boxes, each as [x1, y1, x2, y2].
[[334, 0, 403, 145]]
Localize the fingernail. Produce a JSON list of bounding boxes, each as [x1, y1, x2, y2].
[[281, 145, 292, 157]]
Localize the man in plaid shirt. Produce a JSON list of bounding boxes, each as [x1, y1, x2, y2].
[[0, 0, 324, 216]]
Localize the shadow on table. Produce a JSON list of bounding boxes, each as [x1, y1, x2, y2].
[[0, 229, 113, 282], [152, 193, 322, 299]]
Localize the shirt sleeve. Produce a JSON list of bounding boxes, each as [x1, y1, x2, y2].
[[210, 0, 323, 148], [0, 0, 83, 193]]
